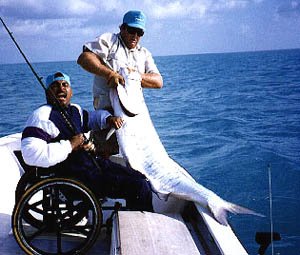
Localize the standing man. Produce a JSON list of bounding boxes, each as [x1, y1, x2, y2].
[[21, 71, 153, 212], [77, 10, 163, 111], [77, 10, 163, 155]]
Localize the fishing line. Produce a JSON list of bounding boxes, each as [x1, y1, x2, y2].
[[0, 17, 101, 172], [255, 165, 281, 254], [268, 163, 274, 255]]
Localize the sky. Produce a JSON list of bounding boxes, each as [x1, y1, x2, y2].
[[0, 0, 299, 64]]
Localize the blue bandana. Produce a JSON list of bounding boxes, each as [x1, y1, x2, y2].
[[46, 72, 71, 88]]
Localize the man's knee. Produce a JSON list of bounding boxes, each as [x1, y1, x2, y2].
[[128, 179, 153, 211], [138, 179, 152, 197]]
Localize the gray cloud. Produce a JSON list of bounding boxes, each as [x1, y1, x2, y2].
[[277, 1, 300, 18]]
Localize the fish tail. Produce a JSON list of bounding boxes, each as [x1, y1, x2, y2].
[[226, 202, 265, 217], [208, 200, 265, 226]]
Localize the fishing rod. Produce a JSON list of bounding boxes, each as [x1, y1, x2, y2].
[[0, 17, 101, 171], [255, 163, 281, 255], [0, 17, 77, 134]]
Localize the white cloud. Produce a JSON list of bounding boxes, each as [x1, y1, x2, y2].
[[291, 1, 299, 8], [64, 0, 97, 16], [5, 18, 92, 39], [240, 24, 250, 34], [276, 0, 300, 18], [142, 0, 265, 20], [1, 0, 101, 17], [0, 0, 269, 40], [151, 1, 207, 19], [1, 0, 267, 21], [213, 0, 248, 10], [152, 1, 182, 19]]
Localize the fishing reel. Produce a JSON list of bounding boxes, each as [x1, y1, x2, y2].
[[82, 138, 96, 153]]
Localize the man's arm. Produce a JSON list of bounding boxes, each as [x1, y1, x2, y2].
[[140, 72, 163, 89], [77, 48, 162, 89], [21, 136, 73, 168], [77, 51, 125, 88], [77, 51, 112, 79], [106, 116, 123, 130], [87, 109, 123, 131]]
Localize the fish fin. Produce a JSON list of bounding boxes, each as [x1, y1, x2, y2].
[[208, 200, 265, 226], [150, 189, 170, 201], [170, 192, 191, 200], [208, 203, 229, 226], [157, 192, 170, 201]]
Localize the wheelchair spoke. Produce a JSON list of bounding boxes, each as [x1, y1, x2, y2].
[[62, 205, 88, 223], [57, 228, 62, 254], [26, 225, 47, 242], [25, 200, 43, 215], [63, 225, 92, 237]]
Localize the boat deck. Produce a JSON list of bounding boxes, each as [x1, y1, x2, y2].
[[111, 211, 200, 255], [1, 220, 111, 255]]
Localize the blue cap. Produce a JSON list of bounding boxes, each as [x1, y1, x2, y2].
[[46, 72, 71, 88], [123, 10, 146, 31]]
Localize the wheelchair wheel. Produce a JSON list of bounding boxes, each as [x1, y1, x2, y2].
[[15, 171, 91, 230], [15, 170, 39, 202], [12, 177, 102, 255], [15, 170, 41, 226]]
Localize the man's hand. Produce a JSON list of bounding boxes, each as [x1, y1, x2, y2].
[[106, 72, 125, 88], [70, 134, 84, 151], [107, 116, 123, 129]]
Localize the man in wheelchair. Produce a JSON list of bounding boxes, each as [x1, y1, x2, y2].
[[20, 71, 153, 212]]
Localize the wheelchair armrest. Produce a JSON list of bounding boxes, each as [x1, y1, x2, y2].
[[14, 150, 37, 173]]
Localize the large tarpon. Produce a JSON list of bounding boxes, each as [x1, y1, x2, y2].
[[109, 67, 264, 225]]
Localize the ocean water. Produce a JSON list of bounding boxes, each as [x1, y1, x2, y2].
[[0, 49, 300, 255]]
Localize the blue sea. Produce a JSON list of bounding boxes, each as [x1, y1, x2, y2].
[[0, 49, 299, 255]]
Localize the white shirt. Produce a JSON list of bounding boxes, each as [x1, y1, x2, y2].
[[21, 104, 110, 168], [84, 33, 160, 109]]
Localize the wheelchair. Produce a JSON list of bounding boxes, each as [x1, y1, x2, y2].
[[12, 151, 123, 255]]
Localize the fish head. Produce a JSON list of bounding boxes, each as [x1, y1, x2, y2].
[[116, 67, 144, 116]]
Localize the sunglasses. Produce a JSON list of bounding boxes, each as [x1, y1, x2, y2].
[[126, 25, 144, 37]]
